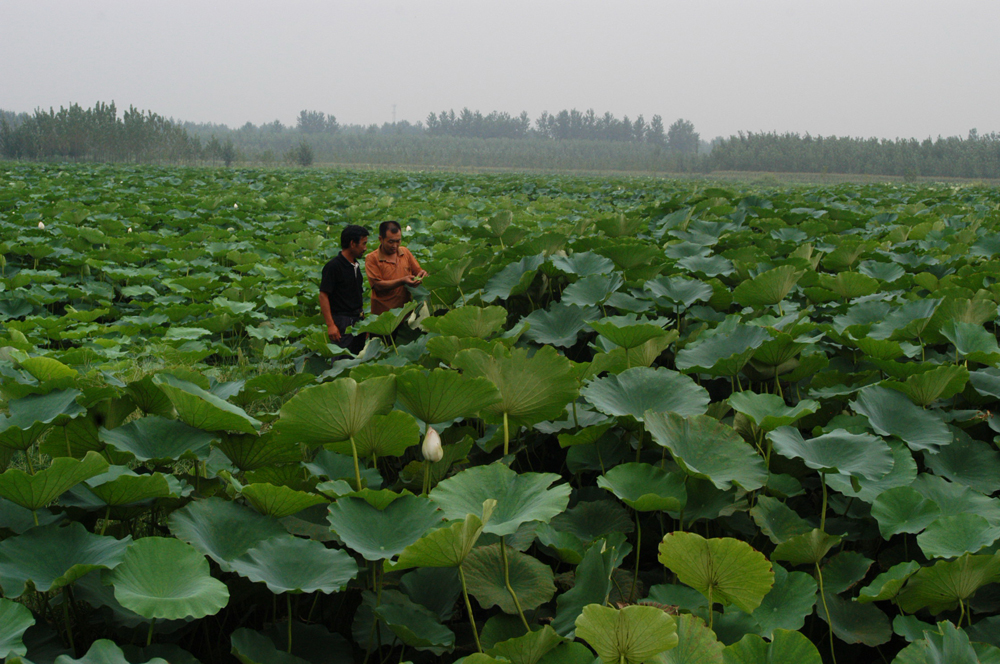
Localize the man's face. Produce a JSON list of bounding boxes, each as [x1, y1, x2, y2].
[[349, 235, 368, 259], [381, 229, 402, 256]]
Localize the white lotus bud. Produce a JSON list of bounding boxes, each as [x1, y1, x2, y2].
[[406, 225, 412, 232], [422, 427, 443, 462], [127, 227, 132, 233], [233, 203, 239, 209], [38, 221, 45, 229], [227, 227, 235, 232]]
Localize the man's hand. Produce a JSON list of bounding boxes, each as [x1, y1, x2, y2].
[[416, 269, 428, 279], [400, 274, 418, 286], [328, 325, 341, 342]]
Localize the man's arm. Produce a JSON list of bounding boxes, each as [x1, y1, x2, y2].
[[319, 291, 340, 342]]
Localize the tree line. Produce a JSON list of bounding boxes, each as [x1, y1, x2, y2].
[[2, 102, 998, 179]]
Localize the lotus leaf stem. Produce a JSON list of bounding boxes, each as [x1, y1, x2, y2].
[[100, 506, 111, 536], [820, 472, 828, 533], [708, 583, 714, 631], [147, 618, 156, 647], [32, 510, 39, 527], [503, 411, 510, 458], [422, 460, 430, 496], [25, 450, 35, 475], [287, 594, 293, 653], [631, 511, 641, 602], [62, 587, 75, 654], [349, 435, 363, 491], [500, 539, 531, 631], [815, 562, 836, 664], [66, 427, 72, 457], [458, 565, 483, 653]]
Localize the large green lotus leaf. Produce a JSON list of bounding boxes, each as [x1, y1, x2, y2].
[[327, 493, 443, 560], [596, 462, 686, 512], [646, 412, 767, 491], [859, 260, 905, 282], [871, 486, 942, 538], [658, 531, 773, 613], [99, 416, 214, 463], [229, 535, 358, 594], [589, 317, 669, 350], [152, 374, 260, 434], [548, 500, 633, 543], [325, 410, 419, 460], [422, 306, 507, 339], [582, 367, 709, 422], [0, 597, 33, 658], [750, 563, 816, 639], [910, 473, 1000, 525], [883, 364, 970, 407], [768, 426, 893, 479], [463, 544, 555, 613], [51, 639, 169, 664], [214, 431, 301, 472], [391, 500, 495, 570], [825, 439, 917, 503], [557, 421, 615, 448], [893, 620, 983, 664], [102, 537, 229, 620], [817, 271, 879, 299], [940, 320, 1000, 364], [815, 592, 891, 647], [560, 272, 624, 307], [923, 431, 1000, 494], [482, 254, 546, 303], [869, 298, 942, 341], [85, 470, 174, 507], [0, 389, 86, 451], [917, 514, 1000, 559], [550, 251, 616, 277], [395, 368, 501, 424], [675, 325, 771, 377], [659, 613, 723, 664], [273, 375, 395, 444], [770, 529, 842, 566], [486, 625, 566, 664], [858, 560, 921, 603], [522, 304, 600, 348], [0, 497, 63, 534], [167, 497, 287, 571], [304, 450, 383, 489], [238, 373, 316, 402], [453, 345, 578, 427], [0, 521, 129, 599], [677, 254, 735, 279], [732, 265, 804, 308], [575, 604, 677, 664], [821, 551, 873, 594], [19, 355, 77, 383], [240, 483, 327, 518], [852, 385, 952, 453], [645, 275, 714, 309], [749, 495, 811, 544], [551, 539, 626, 637], [352, 301, 418, 336], [230, 628, 310, 664], [0, 450, 108, 511], [727, 392, 819, 432], [721, 630, 822, 664], [897, 553, 1000, 614], [374, 601, 455, 654], [430, 463, 570, 536], [969, 368, 1000, 399], [967, 616, 1000, 648]]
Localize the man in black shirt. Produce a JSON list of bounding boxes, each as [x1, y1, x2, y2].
[[319, 224, 369, 356]]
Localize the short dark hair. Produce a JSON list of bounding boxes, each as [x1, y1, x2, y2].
[[379, 220, 402, 238], [340, 224, 369, 249]]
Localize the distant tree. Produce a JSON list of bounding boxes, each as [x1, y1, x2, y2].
[[633, 115, 647, 143], [667, 118, 700, 154], [219, 139, 237, 166], [648, 115, 666, 147], [287, 140, 314, 166], [297, 110, 338, 134]]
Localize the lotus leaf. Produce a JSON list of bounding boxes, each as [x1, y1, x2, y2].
[[917, 514, 1000, 559], [215, 431, 301, 472], [230, 536, 358, 594], [767, 426, 893, 480], [771, 529, 842, 566], [374, 601, 455, 654], [102, 537, 229, 620], [0, 389, 86, 451], [240, 483, 328, 518], [549, 251, 616, 277], [852, 385, 952, 453], [482, 254, 545, 303], [51, 640, 170, 664], [727, 392, 819, 432], [273, 375, 395, 445], [751, 563, 816, 639], [422, 305, 507, 338], [749, 496, 811, 544], [327, 493, 443, 560], [0, 450, 109, 511], [521, 303, 600, 348], [582, 367, 709, 421], [646, 412, 767, 491], [168, 497, 287, 571], [815, 592, 891, 647], [395, 368, 501, 424], [486, 625, 566, 664], [675, 325, 771, 377], [351, 301, 418, 336], [325, 410, 419, 460], [391, 500, 495, 570], [923, 431, 1000, 494], [893, 621, 984, 664], [658, 531, 774, 613], [463, 544, 556, 613], [897, 553, 1000, 614], [588, 317, 670, 351], [645, 275, 714, 309], [732, 265, 804, 309], [230, 628, 310, 664], [152, 374, 260, 434], [596, 462, 687, 511], [430, 463, 570, 536], [857, 561, 921, 604], [0, 597, 33, 659], [99, 416, 214, 463], [552, 539, 627, 637], [825, 440, 917, 503], [722, 629, 822, 664], [575, 604, 677, 664], [882, 364, 969, 407]]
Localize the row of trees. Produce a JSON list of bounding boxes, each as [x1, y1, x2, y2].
[[0, 102, 199, 162], [708, 131, 1000, 179]]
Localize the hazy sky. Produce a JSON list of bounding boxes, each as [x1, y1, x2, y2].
[[3, 1, 998, 140]]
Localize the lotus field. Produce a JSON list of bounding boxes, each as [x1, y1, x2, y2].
[[4, 163, 1000, 664]]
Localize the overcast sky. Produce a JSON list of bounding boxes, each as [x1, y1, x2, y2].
[[2, 1, 997, 140]]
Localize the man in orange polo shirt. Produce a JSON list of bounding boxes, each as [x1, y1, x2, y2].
[[365, 220, 428, 316]]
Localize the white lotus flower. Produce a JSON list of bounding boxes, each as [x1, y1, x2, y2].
[[233, 203, 239, 209], [227, 227, 235, 232], [38, 221, 45, 229], [421, 427, 443, 462], [406, 225, 412, 232], [127, 227, 132, 233]]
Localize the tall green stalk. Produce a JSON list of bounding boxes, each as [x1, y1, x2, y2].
[[349, 435, 363, 491], [458, 565, 482, 653], [500, 539, 530, 631]]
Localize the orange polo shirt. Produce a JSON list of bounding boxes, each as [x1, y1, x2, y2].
[[365, 245, 423, 315]]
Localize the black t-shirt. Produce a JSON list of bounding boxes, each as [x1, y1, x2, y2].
[[319, 253, 364, 316]]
